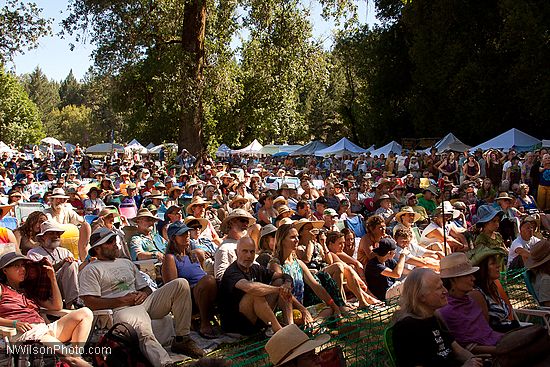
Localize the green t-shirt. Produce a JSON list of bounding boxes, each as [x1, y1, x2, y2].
[[418, 196, 437, 214]]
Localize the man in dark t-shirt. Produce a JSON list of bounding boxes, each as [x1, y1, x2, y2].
[[219, 237, 293, 335]]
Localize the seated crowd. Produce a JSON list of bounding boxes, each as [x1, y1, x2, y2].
[[0, 146, 549, 366]]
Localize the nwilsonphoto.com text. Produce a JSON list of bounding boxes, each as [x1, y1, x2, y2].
[[5, 343, 111, 356]]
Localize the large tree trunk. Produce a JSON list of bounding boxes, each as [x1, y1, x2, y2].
[[179, 0, 206, 157]]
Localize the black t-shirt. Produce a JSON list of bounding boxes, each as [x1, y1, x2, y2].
[[219, 261, 274, 327], [364, 257, 397, 301], [392, 316, 460, 367]]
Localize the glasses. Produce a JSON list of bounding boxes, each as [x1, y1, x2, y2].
[[238, 218, 250, 224]]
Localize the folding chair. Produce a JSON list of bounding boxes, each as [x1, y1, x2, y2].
[[383, 326, 397, 367], [0, 216, 17, 230], [14, 203, 46, 223]]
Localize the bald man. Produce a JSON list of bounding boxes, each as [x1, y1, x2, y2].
[[218, 237, 293, 335]]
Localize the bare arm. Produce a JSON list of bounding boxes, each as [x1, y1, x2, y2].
[[81, 294, 137, 310], [161, 254, 178, 284], [234, 279, 280, 297], [380, 251, 407, 279], [468, 289, 489, 322], [38, 264, 63, 311], [298, 260, 340, 314]]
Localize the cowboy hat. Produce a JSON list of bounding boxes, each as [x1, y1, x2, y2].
[[440, 253, 479, 278], [149, 190, 166, 199], [186, 197, 211, 215], [293, 218, 324, 233], [495, 192, 514, 201], [229, 195, 248, 209], [395, 206, 421, 223], [167, 185, 184, 195], [186, 178, 199, 189], [525, 240, 550, 269], [50, 188, 70, 199], [220, 209, 256, 233], [134, 208, 160, 221], [36, 221, 66, 238], [184, 216, 209, 232], [475, 205, 503, 225], [265, 324, 330, 366], [276, 205, 294, 220]]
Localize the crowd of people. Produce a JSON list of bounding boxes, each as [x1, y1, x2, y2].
[[0, 143, 549, 366]]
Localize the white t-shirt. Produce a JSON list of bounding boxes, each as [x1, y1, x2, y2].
[[28, 246, 74, 265], [214, 238, 238, 280], [79, 258, 148, 306], [502, 160, 522, 172], [396, 156, 407, 172], [508, 236, 539, 266], [45, 205, 83, 225], [344, 160, 354, 172]]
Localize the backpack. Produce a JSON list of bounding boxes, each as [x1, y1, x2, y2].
[[93, 322, 153, 367]]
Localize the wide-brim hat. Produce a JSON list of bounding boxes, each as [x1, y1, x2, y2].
[[440, 253, 479, 278], [376, 194, 391, 203], [495, 192, 514, 201], [36, 220, 66, 238], [276, 205, 294, 219], [134, 208, 160, 221], [220, 209, 256, 233], [89, 228, 118, 255], [184, 216, 209, 232], [475, 205, 503, 225], [50, 188, 69, 199], [525, 240, 550, 269], [168, 185, 184, 195], [469, 246, 507, 267], [433, 201, 460, 219], [186, 197, 211, 214], [423, 185, 437, 195], [260, 224, 277, 239], [395, 206, 421, 223], [0, 252, 30, 269], [86, 186, 102, 195], [98, 206, 120, 218], [293, 218, 324, 233], [230, 195, 248, 209], [149, 190, 166, 199], [265, 324, 330, 366], [273, 196, 288, 206]]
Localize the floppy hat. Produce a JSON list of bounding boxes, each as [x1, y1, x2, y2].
[[440, 253, 479, 278], [167, 221, 192, 240], [495, 192, 514, 201], [293, 218, 324, 233], [50, 188, 69, 199], [469, 246, 507, 267], [0, 252, 30, 269], [475, 205, 503, 225], [273, 196, 288, 206], [276, 205, 294, 219], [395, 206, 421, 223], [525, 240, 550, 269], [149, 190, 166, 199], [184, 216, 209, 232], [260, 224, 277, 239], [98, 206, 120, 218], [88, 228, 118, 254], [376, 194, 391, 204], [229, 195, 248, 209], [87, 186, 102, 195], [220, 209, 256, 233], [423, 186, 437, 195], [323, 208, 338, 217], [433, 201, 460, 219], [134, 208, 160, 221], [186, 197, 211, 214], [36, 221, 66, 238], [373, 238, 398, 256], [168, 185, 184, 195], [265, 324, 330, 366]]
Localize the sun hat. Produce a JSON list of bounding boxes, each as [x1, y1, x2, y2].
[[168, 185, 184, 195], [186, 197, 211, 215], [273, 196, 288, 206], [36, 221, 66, 238], [469, 246, 507, 267], [230, 195, 248, 209], [276, 205, 294, 219], [260, 224, 277, 240], [440, 253, 479, 278], [220, 209, 256, 233], [525, 240, 550, 269], [433, 201, 460, 219], [293, 218, 324, 233], [50, 188, 70, 199], [405, 193, 417, 201], [98, 206, 120, 218], [126, 183, 137, 190], [376, 194, 391, 204], [395, 206, 421, 223], [88, 228, 118, 254], [372, 238, 398, 256], [184, 216, 209, 232], [87, 186, 102, 195], [423, 186, 437, 195], [475, 205, 503, 225], [149, 190, 166, 199], [323, 208, 338, 217], [167, 221, 192, 240], [265, 324, 330, 366], [0, 252, 30, 269], [520, 215, 538, 229], [495, 192, 514, 201], [134, 208, 160, 221]]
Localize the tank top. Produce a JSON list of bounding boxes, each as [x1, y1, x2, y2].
[[173, 255, 206, 287], [0, 284, 44, 324], [466, 163, 478, 176], [518, 195, 537, 210], [475, 287, 513, 330], [282, 258, 305, 303]]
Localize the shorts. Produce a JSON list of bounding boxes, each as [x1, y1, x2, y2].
[[12, 322, 58, 343], [221, 311, 266, 335]]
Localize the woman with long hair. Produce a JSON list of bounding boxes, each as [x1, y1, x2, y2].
[[257, 191, 277, 226], [358, 215, 388, 266], [14, 211, 48, 255]]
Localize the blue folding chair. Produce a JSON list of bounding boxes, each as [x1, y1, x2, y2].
[[84, 215, 98, 225], [0, 216, 18, 230]]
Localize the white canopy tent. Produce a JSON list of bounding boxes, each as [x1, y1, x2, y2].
[[0, 142, 14, 154], [259, 144, 302, 155], [216, 144, 232, 157], [149, 143, 178, 154], [424, 133, 471, 153], [370, 141, 402, 157], [126, 139, 148, 154], [470, 128, 541, 152], [232, 139, 263, 155], [86, 143, 125, 155], [315, 138, 367, 157]]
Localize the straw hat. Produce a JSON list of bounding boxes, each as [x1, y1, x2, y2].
[[149, 190, 166, 199], [376, 194, 391, 204], [184, 216, 209, 232], [134, 208, 160, 221], [220, 209, 256, 233], [265, 324, 330, 366], [433, 201, 460, 219], [525, 240, 550, 270], [278, 218, 294, 226], [293, 218, 324, 233], [276, 205, 294, 219], [229, 195, 248, 209], [50, 188, 69, 199], [395, 206, 421, 223], [186, 197, 211, 215], [495, 192, 514, 202], [440, 253, 479, 278], [98, 206, 120, 218], [168, 185, 184, 195], [273, 196, 288, 206], [36, 221, 66, 238]]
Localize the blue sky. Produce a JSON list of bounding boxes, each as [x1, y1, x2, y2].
[[11, 0, 377, 81]]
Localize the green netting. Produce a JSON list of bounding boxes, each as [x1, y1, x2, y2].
[[201, 268, 539, 367]]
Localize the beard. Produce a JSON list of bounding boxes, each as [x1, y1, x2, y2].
[[43, 239, 61, 250]]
